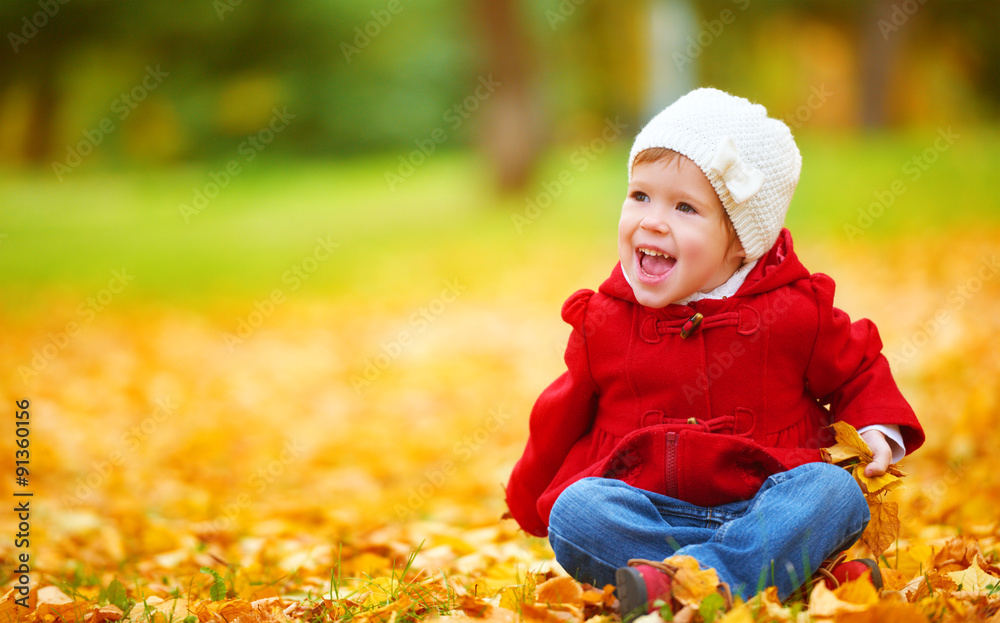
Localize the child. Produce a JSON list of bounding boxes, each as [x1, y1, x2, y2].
[[505, 88, 923, 614]]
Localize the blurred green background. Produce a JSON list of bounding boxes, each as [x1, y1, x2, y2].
[[1, 0, 998, 309]]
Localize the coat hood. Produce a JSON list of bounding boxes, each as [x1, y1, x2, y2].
[[599, 228, 809, 309]]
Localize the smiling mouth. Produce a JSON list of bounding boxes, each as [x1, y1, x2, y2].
[[637, 247, 676, 279]]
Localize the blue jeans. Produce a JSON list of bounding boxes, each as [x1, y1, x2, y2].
[[548, 462, 869, 600]]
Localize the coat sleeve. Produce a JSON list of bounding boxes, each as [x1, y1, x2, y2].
[[804, 274, 924, 454], [505, 289, 600, 537]]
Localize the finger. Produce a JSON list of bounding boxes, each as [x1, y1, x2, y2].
[[864, 444, 891, 477], [865, 456, 888, 477], [860, 431, 891, 477]]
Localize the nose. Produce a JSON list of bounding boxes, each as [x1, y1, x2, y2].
[[640, 214, 669, 234]]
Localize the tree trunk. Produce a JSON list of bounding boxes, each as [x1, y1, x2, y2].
[[471, 0, 543, 193]]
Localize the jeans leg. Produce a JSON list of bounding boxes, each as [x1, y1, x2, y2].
[[548, 477, 719, 587], [677, 462, 870, 600]]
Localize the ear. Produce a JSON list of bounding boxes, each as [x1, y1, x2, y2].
[[728, 235, 746, 264]]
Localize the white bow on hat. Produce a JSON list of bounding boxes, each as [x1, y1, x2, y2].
[[709, 136, 764, 204]]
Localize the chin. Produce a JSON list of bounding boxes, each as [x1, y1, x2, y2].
[[632, 287, 673, 309]]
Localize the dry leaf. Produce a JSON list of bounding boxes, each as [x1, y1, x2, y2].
[[744, 586, 793, 622], [880, 568, 908, 592], [827, 422, 873, 463], [828, 422, 909, 501], [861, 498, 899, 558], [0, 589, 31, 623], [35, 587, 72, 606], [86, 605, 125, 623], [853, 464, 905, 495], [715, 603, 754, 623], [535, 577, 583, 606], [932, 536, 988, 573], [831, 600, 929, 623], [892, 544, 933, 579], [662, 556, 720, 607], [519, 602, 575, 623], [807, 581, 868, 619], [904, 571, 957, 602], [832, 575, 879, 606], [947, 558, 1000, 595]]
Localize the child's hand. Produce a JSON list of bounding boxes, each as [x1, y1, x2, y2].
[[860, 429, 892, 477]]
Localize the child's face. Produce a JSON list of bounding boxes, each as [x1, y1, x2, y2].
[[618, 156, 745, 308]]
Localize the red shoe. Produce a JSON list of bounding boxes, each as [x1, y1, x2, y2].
[[814, 552, 884, 591], [616, 559, 677, 621]]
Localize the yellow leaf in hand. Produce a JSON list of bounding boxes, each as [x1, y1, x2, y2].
[[823, 443, 867, 465], [946, 559, 1000, 595], [853, 464, 905, 495], [861, 498, 899, 558], [828, 422, 874, 463]]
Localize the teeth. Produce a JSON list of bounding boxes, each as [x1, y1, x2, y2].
[[639, 247, 673, 259]]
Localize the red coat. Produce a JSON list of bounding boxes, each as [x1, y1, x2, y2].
[[506, 230, 924, 537]]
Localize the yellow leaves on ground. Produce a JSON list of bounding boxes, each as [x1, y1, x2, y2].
[[515, 577, 618, 623], [0, 587, 124, 623], [808, 576, 928, 622], [2, 232, 1000, 623]]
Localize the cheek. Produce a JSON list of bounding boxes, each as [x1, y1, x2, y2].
[[617, 213, 634, 241]]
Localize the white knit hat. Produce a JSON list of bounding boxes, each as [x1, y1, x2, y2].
[[628, 88, 801, 261]]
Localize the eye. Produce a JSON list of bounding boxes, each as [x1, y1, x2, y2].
[[630, 191, 649, 202], [676, 203, 697, 214]]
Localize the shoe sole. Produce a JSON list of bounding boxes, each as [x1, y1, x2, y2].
[[856, 559, 884, 591], [616, 566, 649, 622]]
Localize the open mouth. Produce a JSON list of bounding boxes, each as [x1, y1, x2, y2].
[[636, 247, 676, 281]]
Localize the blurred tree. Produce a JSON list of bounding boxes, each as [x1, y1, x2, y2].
[[471, 0, 543, 192], [859, 0, 902, 128], [0, 0, 996, 170]]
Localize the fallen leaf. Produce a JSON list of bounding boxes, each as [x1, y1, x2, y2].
[[904, 571, 957, 602], [946, 558, 1000, 595], [808, 581, 868, 619], [833, 574, 879, 606], [932, 536, 987, 573], [831, 600, 929, 623], [535, 576, 583, 606], [663, 556, 721, 607], [880, 567, 908, 592], [715, 602, 754, 623], [519, 602, 575, 623], [744, 586, 793, 622], [36, 587, 72, 606], [892, 544, 932, 579], [0, 589, 28, 623], [86, 605, 125, 623]]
